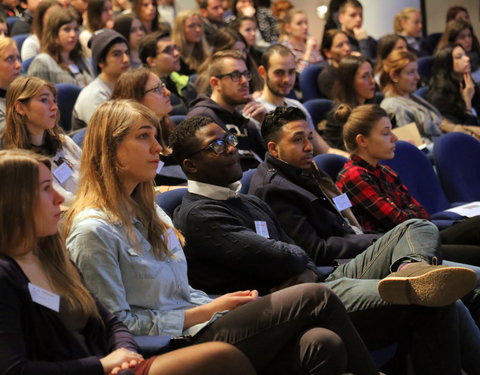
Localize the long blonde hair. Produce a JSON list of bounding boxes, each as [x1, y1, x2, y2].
[[173, 10, 209, 72], [63, 100, 182, 259], [0, 149, 99, 317]]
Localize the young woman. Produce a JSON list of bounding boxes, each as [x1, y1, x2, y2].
[[280, 8, 322, 73], [0, 148, 257, 375], [0, 37, 21, 132], [113, 14, 146, 69], [230, 15, 263, 66], [322, 55, 376, 150], [317, 29, 352, 99], [427, 43, 480, 126], [132, 0, 159, 34], [27, 7, 94, 87], [63, 98, 379, 375], [1, 76, 81, 204], [79, 0, 114, 56], [172, 10, 209, 76], [393, 7, 423, 54], [373, 34, 408, 81], [437, 20, 480, 82], [336, 103, 480, 266], [380, 49, 480, 143]]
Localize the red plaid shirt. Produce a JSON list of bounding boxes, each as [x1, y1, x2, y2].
[[337, 155, 430, 232]]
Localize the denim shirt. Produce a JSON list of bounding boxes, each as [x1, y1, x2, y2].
[[67, 206, 214, 337]]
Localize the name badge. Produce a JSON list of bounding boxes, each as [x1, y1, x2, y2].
[[332, 193, 352, 212], [156, 160, 165, 175], [53, 162, 73, 184], [28, 283, 60, 312], [254, 220, 269, 238]]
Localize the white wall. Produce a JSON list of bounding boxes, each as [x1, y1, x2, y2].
[[424, 0, 479, 34]]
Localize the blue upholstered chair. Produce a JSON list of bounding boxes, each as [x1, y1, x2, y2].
[[6, 16, 19, 30], [240, 168, 257, 193], [155, 188, 188, 218], [414, 86, 428, 99], [12, 33, 28, 57], [417, 56, 433, 81], [171, 115, 186, 125], [420, 33, 441, 55], [21, 56, 34, 74], [303, 99, 334, 128], [55, 83, 82, 132], [433, 133, 480, 203], [313, 154, 349, 181], [299, 62, 326, 102]]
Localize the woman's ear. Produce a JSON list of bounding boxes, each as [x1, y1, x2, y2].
[[14, 100, 26, 116], [389, 70, 399, 84], [355, 133, 368, 148]]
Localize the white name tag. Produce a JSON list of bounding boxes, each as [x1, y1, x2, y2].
[[53, 162, 73, 184], [332, 193, 352, 212], [28, 283, 60, 312], [254, 220, 269, 238], [156, 160, 165, 175]]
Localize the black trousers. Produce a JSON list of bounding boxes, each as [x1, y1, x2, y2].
[[441, 216, 480, 265]]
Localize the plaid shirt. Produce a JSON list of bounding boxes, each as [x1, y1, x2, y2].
[[337, 155, 429, 232]]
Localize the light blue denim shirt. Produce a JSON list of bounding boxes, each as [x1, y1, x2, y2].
[[67, 205, 214, 337]]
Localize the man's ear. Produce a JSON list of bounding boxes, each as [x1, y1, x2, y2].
[[199, 8, 207, 18], [258, 65, 266, 79], [338, 12, 344, 26], [182, 158, 197, 175], [267, 140, 279, 157], [210, 75, 220, 91], [146, 56, 156, 67]]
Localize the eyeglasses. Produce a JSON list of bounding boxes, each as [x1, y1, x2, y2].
[[158, 44, 179, 56], [215, 70, 252, 82], [186, 133, 238, 158], [144, 82, 166, 95]]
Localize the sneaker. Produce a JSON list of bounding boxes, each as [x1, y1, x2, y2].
[[378, 262, 476, 307]]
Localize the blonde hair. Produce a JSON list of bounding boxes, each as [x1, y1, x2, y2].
[[173, 10, 209, 72], [393, 7, 420, 34], [0, 36, 16, 54], [0, 149, 99, 318], [64, 100, 182, 259], [281, 8, 305, 40], [2, 76, 63, 156], [379, 49, 417, 93]]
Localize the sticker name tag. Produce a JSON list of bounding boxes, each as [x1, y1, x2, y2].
[[28, 283, 60, 312], [52, 162, 73, 184], [332, 193, 352, 212], [254, 220, 269, 238], [156, 160, 165, 175]]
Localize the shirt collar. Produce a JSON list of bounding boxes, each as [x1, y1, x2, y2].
[[188, 180, 242, 200]]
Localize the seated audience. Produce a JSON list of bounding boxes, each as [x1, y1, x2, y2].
[[446, 5, 470, 23], [171, 112, 479, 375], [72, 29, 130, 130], [187, 50, 265, 170], [437, 19, 480, 82], [79, 0, 113, 56], [0, 148, 258, 375], [196, 0, 226, 47], [393, 7, 423, 55], [230, 15, 262, 66], [317, 29, 352, 99], [64, 99, 378, 375], [1, 76, 81, 204], [0, 37, 21, 133], [0, 0, 21, 18], [139, 30, 198, 115], [28, 7, 94, 87], [337, 0, 376, 60], [173, 10, 209, 76], [323, 55, 375, 150], [335, 103, 480, 266], [254, 0, 279, 44], [373, 34, 407, 83], [258, 44, 345, 156], [280, 9, 322, 73], [224, 0, 256, 25], [133, 0, 160, 34], [427, 43, 480, 126], [113, 14, 145, 69], [10, 0, 38, 36]]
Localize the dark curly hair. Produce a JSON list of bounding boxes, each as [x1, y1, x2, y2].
[[261, 106, 306, 144]]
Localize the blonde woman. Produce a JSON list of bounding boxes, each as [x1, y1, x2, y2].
[[64, 99, 379, 375], [1, 76, 81, 204], [0, 37, 21, 132], [173, 10, 209, 76], [393, 7, 423, 54], [0, 148, 256, 375]]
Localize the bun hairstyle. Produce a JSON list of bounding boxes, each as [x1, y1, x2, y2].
[[336, 104, 388, 153]]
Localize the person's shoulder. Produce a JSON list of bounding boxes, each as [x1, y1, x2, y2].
[[70, 208, 113, 233]]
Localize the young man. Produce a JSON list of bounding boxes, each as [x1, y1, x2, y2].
[[169, 114, 479, 375], [139, 30, 198, 115], [72, 29, 129, 130], [196, 0, 225, 46], [186, 50, 266, 170], [338, 0, 376, 59], [258, 44, 348, 157]]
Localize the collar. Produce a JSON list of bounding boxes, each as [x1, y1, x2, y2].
[[188, 180, 242, 200], [350, 154, 382, 174], [265, 153, 315, 181]]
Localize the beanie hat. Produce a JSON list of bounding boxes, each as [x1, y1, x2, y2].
[[89, 28, 129, 72]]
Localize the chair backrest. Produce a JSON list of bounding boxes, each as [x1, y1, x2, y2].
[[6, 16, 19, 30], [170, 115, 186, 125], [414, 86, 428, 99], [420, 32, 441, 55], [303, 99, 334, 127], [240, 168, 257, 194], [155, 188, 188, 218], [433, 132, 480, 203], [12, 33, 28, 57], [55, 83, 82, 132], [21, 56, 34, 74], [417, 56, 433, 80], [299, 62, 326, 102], [313, 154, 349, 181], [381, 140, 451, 213]]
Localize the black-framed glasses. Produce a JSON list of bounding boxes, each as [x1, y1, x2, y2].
[[186, 133, 238, 158], [144, 82, 166, 95], [215, 70, 252, 82]]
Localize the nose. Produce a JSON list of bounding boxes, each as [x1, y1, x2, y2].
[[152, 137, 163, 154], [54, 188, 65, 205], [123, 52, 130, 63], [391, 133, 398, 143], [14, 58, 21, 69], [51, 100, 58, 111], [163, 87, 171, 97], [304, 138, 313, 152]]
